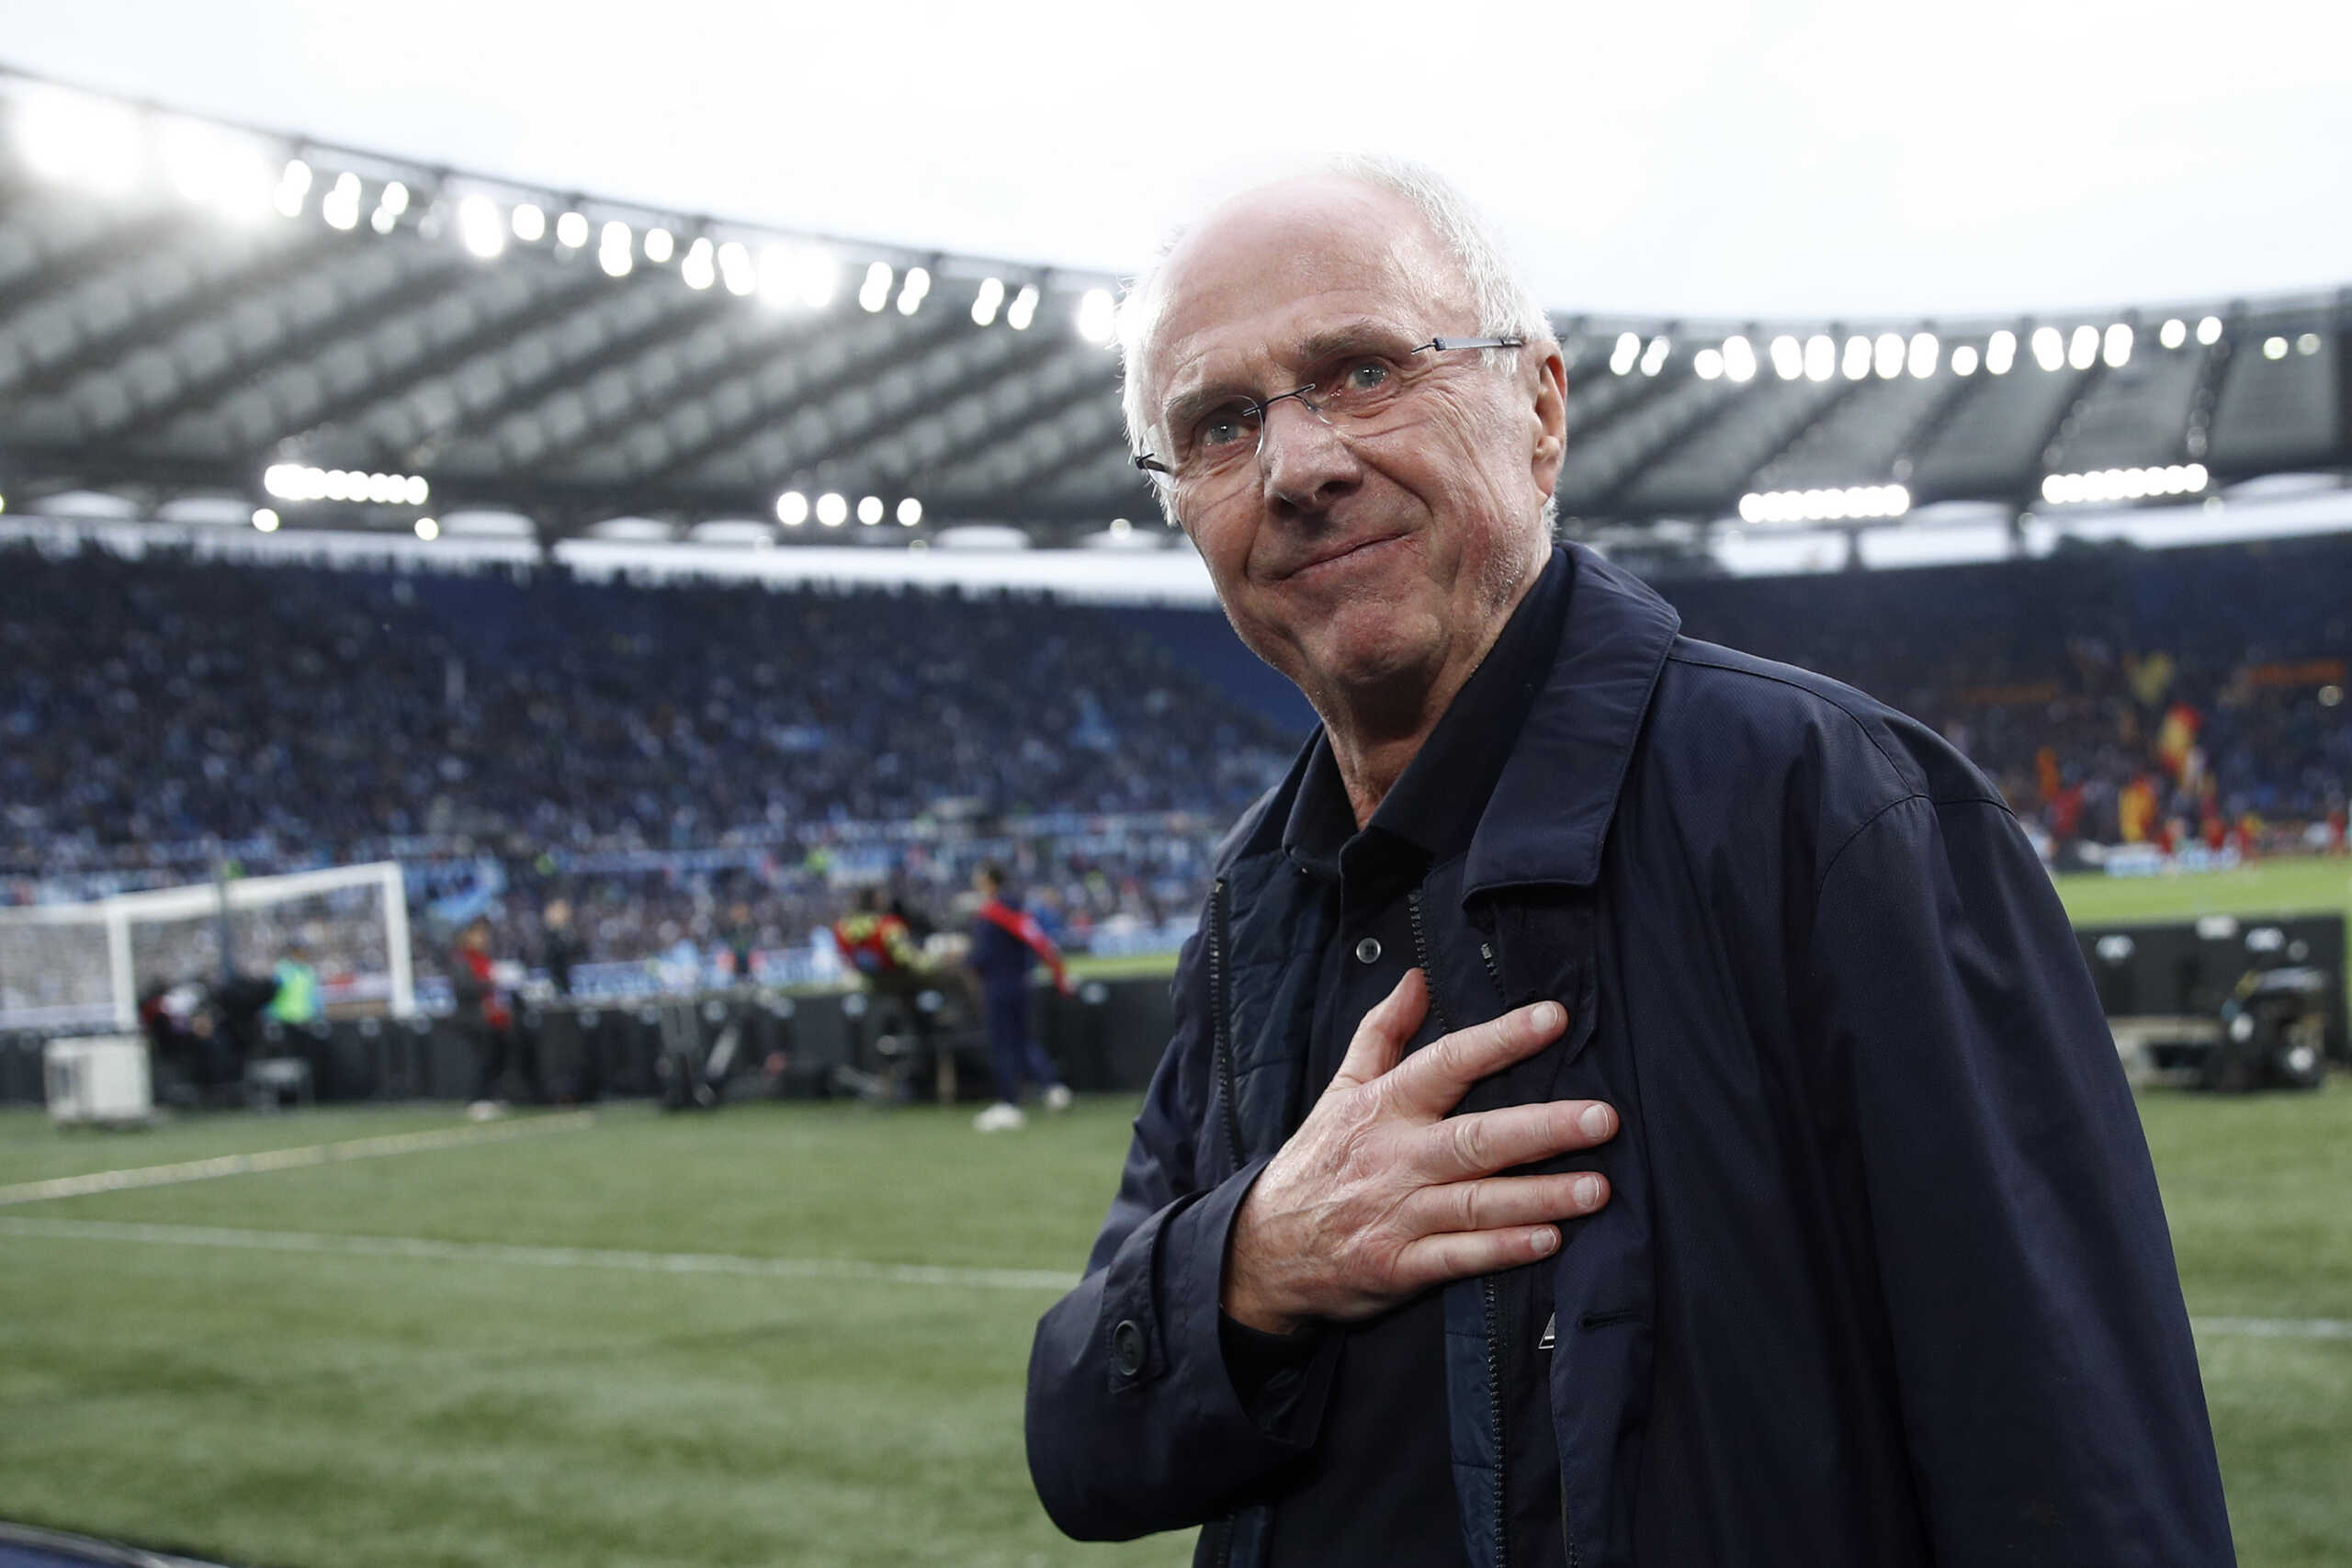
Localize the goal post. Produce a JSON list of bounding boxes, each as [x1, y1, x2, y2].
[[0, 862, 413, 1032]]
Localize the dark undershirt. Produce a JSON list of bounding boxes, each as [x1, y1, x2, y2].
[[1217, 547, 1573, 1567]]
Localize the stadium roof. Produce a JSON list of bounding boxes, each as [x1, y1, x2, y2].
[[0, 69, 2345, 554]]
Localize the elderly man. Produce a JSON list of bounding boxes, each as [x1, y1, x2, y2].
[[1025, 161, 2233, 1567]]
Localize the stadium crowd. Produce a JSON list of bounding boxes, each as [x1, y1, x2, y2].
[[5, 533, 2348, 973]]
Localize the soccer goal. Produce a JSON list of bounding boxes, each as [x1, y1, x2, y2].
[[0, 863, 414, 1032]]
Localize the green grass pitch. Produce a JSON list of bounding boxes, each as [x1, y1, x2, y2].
[[1, 858, 2346, 1567]]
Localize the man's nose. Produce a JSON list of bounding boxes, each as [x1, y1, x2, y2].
[[1256, 395, 1357, 511]]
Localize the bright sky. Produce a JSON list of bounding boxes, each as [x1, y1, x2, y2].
[[3, 0, 2346, 321]]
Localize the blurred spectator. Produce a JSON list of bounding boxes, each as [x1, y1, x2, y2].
[[266, 942, 322, 1024], [451, 916, 537, 1116], [967, 863, 1073, 1132]]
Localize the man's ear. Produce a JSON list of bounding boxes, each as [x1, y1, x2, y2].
[[1529, 344, 1567, 501]]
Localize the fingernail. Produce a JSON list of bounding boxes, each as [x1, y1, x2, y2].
[[1531, 1001, 1564, 1032], [1579, 1103, 1613, 1139], [1574, 1174, 1602, 1209], [1532, 1227, 1559, 1256]]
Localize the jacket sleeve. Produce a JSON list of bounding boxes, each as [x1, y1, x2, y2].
[[1804, 794, 2235, 1565], [1025, 931, 1338, 1540]]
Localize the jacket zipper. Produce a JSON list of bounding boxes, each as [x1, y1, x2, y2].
[[1207, 878, 1241, 1568], [1208, 877, 1243, 1173], [1486, 930, 1588, 1568], [1409, 887, 1505, 1567], [1406, 887, 1455, 1035]]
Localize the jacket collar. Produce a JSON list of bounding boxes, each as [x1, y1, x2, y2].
[[1219, 543, 1682, 896], [1461, 543, 1680, 897]]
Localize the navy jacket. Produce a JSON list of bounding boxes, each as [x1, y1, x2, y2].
[[1026, 546, 2233, 1567]]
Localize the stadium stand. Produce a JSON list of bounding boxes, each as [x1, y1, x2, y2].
[[4, 534, 2347, 985], [0, 70, 2341, 556]]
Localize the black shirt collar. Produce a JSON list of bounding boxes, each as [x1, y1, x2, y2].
[[1283, 547, 1574, 882]]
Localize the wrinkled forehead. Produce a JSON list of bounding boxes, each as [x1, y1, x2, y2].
[[1138, 180, 1471, 411]]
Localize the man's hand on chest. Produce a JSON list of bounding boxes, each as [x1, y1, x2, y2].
[[1220, 968, 1618, 1334]]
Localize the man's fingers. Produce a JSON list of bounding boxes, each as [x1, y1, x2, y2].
[[1399, 1169, 1611, 1236], [1330, 968, 1426, 1089], [1387, 1000, 1569, 1116], [1391, 1224, 1566, 1290], [1419, 1100, 1618, 1180]]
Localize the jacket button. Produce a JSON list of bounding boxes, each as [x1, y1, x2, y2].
[[1353, 937, 1382, 964], [1112, 1319, 1147, 1377]]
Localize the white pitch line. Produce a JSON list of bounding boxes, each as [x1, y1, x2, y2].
[[0, 1215, 2335, 1324], [2191, 1315, 2352, 1341], [0, 1111, 598, 1208], [0, 1215, 1076, 1293]]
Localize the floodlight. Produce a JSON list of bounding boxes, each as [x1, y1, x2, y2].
[[414, 516, 440, 541], [512, 202, 547, 243], [1951, 344, 1979, 376], [2297, 333, 2321, 355], [1906, 333, 1938, 378], [322, 173, 363, 232], [816, 491, 848, 526], [1873, 333, 1904, 378], [643, 227, 674, 264], [2067, 325, 2098, 371], [599, 220, 634, 277], [897, 498, 922, 525], [2195, 315, 2222, 345], [2102, 323, 2132, 368], [275, 159, 312, 218], [1110, 516, 1134, 537], [1769, 335, 1803, 380], [858, 262, 893, 312], [556, 210, 590, 248], [758, 244, 796, 306], [16, 87, 143, 196], [252, 507, 279, 533], [1736, 484, 1909, 524], [681, 237, 716, 290], [857, 495, 884, 525], [1609, 332, 1640, 376], [160, 118, 274, 220], [1985, 330, 2016, 374], [1722, 335, 1757, 383], [897, 266, 931, 315], [1693, 348, 1724, 380], [2263, 336, 2288, 360], [2030, 327, 2064, 372], [1007, 285, 1039, 331], [972, 276, 1005, 326], [1078, 288, 1116, 344], [1804, 334, 1834, 382], [458, 194, 504, 258], [718, 241, 755, 297], [799, 253, 840, 309], [775, 491, 809, 526], [1841, 336, 1871, 380], [1639, 336, 1670, 376], [2158, 318, 2187, 349]]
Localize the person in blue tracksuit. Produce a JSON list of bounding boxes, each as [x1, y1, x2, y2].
[[967, 863, 1073, 1129], [1023, 160, 2233, 1567]]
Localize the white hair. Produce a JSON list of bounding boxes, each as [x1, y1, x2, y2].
[[1116, 155, 1559, 527]]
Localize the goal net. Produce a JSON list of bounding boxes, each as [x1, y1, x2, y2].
[[0, 863, 413, 1033]]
